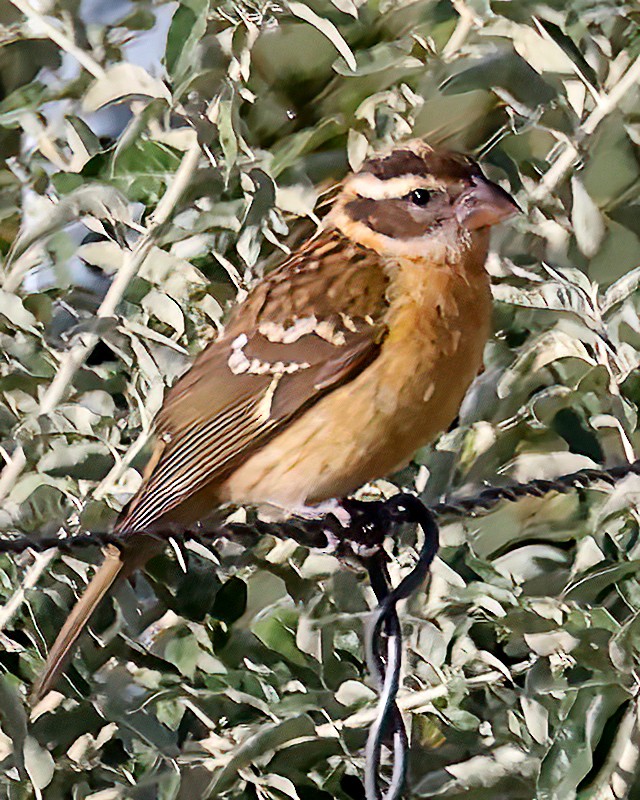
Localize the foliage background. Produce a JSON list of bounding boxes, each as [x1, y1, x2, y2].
[[1, 0, 640, 798]]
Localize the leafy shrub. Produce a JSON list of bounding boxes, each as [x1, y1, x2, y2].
[[0, 1, 640, 798]]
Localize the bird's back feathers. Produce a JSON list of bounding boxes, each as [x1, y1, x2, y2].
[[117, 229, 390, 534]]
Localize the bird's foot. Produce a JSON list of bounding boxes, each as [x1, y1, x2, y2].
[[256, 498, 351, 525], [255, 497, 396, 560]]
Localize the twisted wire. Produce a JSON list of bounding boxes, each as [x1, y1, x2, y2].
[[365, 556, 408, 800], [431, 461, 640, 518], [4, 460, 637, 555]]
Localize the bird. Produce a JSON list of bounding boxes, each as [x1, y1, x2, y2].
[[33, 140, 519, 699]]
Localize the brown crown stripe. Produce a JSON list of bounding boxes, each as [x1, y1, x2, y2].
[[362, 148, 479, 183]]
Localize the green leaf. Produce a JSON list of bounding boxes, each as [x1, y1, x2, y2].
[[217, 99, 238, 172], [532, 17, 598, 89], [211, 576, 248, 624], [0, 82, 49, 128], [207, 715, 316, 795], [287, 2, 357, 72], [83, 63, 172, 111], [492, 281, 598, 324], [600, 264, 640, 313], [537, 687, 628, 800], [571, 175, 606, 258], [582, 115, 640, 206], [253, 607, 308, 667], [8, 184, 132, 265], [165, 0, 210, 85], [164, 629, 202, 678], [37, 441, 114, 480], [441, 48, 556, 109], [23, 737, 54, 792], [111, 140, 183, 204], [0, 290, 37, 331]]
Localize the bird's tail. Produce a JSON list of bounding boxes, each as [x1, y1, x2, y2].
[[32, 540, 157, 701]]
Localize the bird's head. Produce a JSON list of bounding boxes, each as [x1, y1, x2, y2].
[[327, 140, 519, 262]]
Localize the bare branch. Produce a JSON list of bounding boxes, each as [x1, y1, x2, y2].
[[442, 0, 479, 60], [0, 549, 57, 632], [9, 0, 105, 79], [531, 54, 640, 202], [0, 139, 202, 502]]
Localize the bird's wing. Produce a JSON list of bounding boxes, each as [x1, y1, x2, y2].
[[117, 230, 389, 533]]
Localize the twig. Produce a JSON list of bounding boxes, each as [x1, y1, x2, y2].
[[92, 429, 150, 501], [0, 140, 202, 635], [315, 665, 529, 738], [0, 549, 57, 631], [0, 447, 26, 504], [2, 451, 638, 794], [0, 139, 202, 505], [9, 0, 105, 79], [531, 54, 640, 202], [442, 0, 478, 60]]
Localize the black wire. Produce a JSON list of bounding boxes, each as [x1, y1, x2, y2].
[[0, 530, 129, 553], [362, 497, 439, 800], [430, 461, 640, 518], [3, 459, 639, 555], [355, 463, 637, 800], [365, 605, 404, 800], [365, 555, 408, 800]]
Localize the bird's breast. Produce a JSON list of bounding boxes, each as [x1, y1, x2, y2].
[[220, 252, 492, 509], [368, 256, 491, 442]]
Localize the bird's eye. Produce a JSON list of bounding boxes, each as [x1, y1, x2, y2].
[[408, 188, 431, 206]]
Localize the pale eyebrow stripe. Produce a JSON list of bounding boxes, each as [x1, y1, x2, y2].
[[346, 173, 446, 199]]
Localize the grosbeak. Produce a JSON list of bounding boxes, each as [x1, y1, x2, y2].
[[34, 140, 518, 698]]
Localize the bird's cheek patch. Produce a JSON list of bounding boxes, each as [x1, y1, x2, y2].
[[344, 198, 434, 239]]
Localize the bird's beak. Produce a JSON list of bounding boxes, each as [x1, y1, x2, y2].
[[455, 175, 521, 230]]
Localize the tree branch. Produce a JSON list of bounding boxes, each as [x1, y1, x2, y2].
[[531, 54, 640, 202], [0, 140, 201, 502], [9, 0, 106, 79]]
